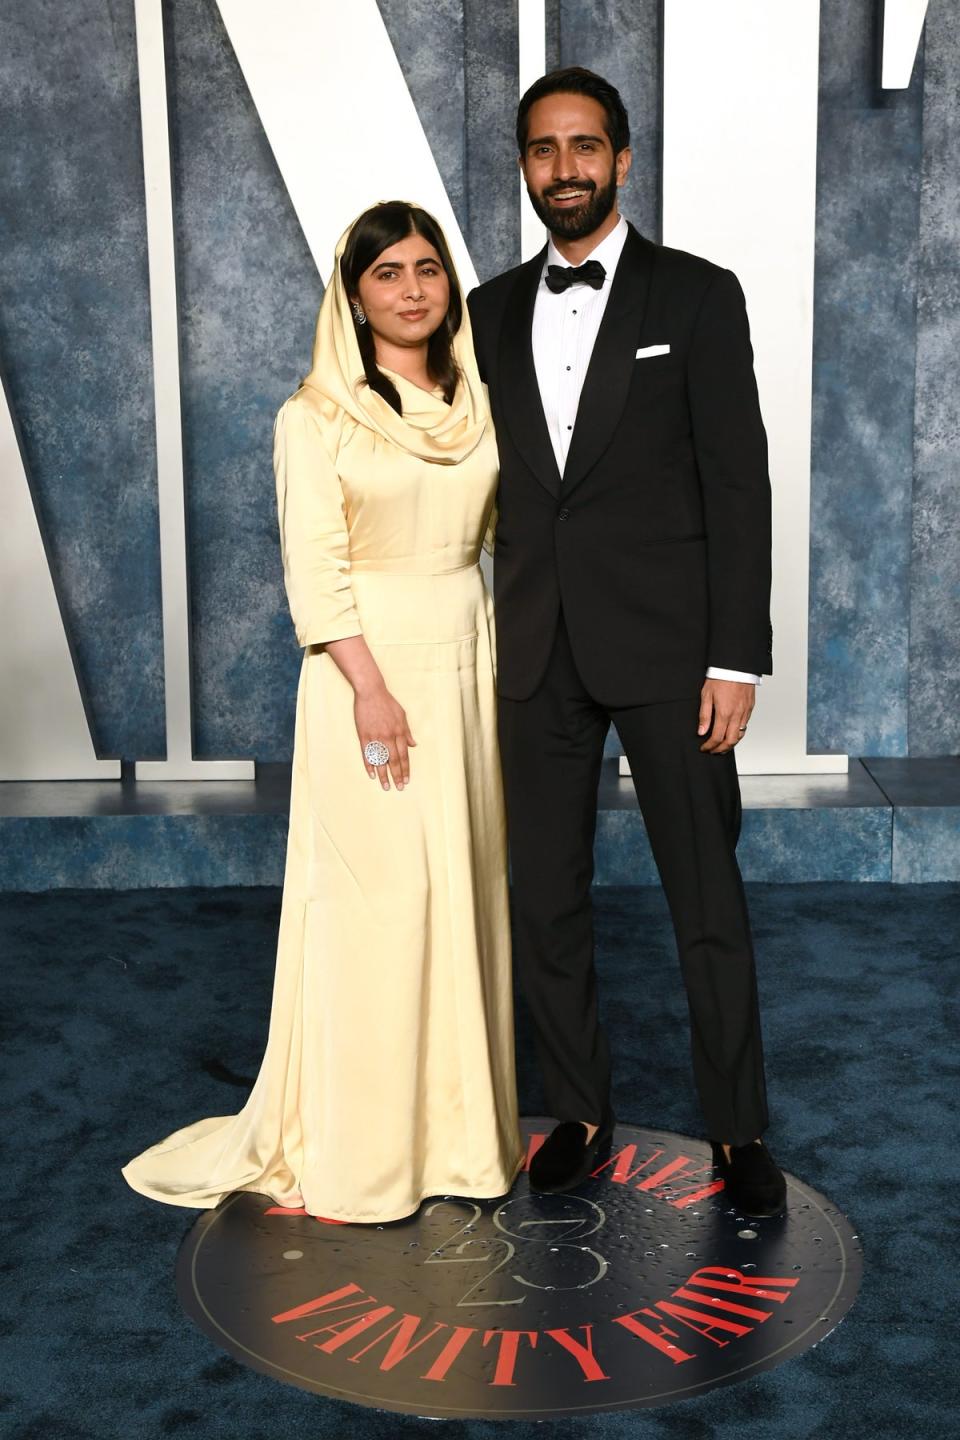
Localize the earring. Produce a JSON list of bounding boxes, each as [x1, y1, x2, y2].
[[351, 300, 367, 326]]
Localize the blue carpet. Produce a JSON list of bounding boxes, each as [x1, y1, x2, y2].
[[1, 883, 957, 1438]]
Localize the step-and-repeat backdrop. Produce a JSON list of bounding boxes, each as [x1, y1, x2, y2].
[[0, 1, 955, 778]]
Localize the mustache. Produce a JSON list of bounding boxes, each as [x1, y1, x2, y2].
[[543, 180, 597, 200]]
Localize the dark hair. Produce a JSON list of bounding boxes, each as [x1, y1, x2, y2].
[[516, 66, 630, 158], [340, 201, 462, 415]]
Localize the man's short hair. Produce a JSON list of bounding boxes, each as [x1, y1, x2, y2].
[[516, 66, 631, 157]]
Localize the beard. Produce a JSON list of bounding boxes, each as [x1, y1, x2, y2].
[[526, 168, 619, 240]]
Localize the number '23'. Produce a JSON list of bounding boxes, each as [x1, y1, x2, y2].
[[422, 1195, 609, 1308]]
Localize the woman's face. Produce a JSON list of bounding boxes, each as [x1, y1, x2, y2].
[[354, 232, 451, 351]]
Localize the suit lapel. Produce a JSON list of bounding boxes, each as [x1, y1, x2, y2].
[[499, 247, 562, 499], [561, 226, 656, 500]]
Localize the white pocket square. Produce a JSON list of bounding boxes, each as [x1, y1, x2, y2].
[[635, 344, 671, 359]]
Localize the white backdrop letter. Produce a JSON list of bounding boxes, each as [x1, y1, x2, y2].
[[0, 377, 119, 780], [660, 0, 844, 774]]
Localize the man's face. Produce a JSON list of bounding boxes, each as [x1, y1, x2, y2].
[[520, 92, 631, 241]]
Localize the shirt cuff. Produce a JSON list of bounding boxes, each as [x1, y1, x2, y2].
[[706, 666, 762, 685]]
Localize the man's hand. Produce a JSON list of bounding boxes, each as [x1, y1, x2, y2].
[[698, 678, 756, 754]]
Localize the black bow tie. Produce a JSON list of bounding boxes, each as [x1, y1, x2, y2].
[[545, 259, 606, 294]]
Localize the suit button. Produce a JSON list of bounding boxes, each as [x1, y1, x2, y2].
[[557, 507, 570, 520]]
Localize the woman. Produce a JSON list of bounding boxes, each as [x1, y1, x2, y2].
[[122, 203, 523, 1222]]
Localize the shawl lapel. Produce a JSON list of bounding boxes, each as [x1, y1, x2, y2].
[[497, 247, 562, 499]]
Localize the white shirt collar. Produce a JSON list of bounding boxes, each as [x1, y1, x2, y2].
[[543, 212, 629, 285]]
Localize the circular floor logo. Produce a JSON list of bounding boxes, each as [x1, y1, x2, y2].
[[176, 1121, 862, 1418]]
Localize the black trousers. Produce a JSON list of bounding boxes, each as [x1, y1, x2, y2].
[[498, 613, 769, 1146]]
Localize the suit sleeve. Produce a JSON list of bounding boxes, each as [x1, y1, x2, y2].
[[687, 268, 773, 676], [482, 497, 498, 556], [468, 287, 496, 553], [466, 287, 487, 383], [273, 397, 363, 648]]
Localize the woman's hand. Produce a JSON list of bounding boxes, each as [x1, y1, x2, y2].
[[322, 635, 416, 789], [355, 682, 417, 791]]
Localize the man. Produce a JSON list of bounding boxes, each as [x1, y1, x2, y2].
[[468, 67, 785, 1217]]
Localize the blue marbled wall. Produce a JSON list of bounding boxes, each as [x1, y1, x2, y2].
[[909, 6, 960, 756], [807, 1, 923, 757], [0, 1, 957, 764], [164, 0, 319, 762], [0, 0, 165, 758]]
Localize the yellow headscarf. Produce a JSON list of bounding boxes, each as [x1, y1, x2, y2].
[[301, 207, 488, 466]]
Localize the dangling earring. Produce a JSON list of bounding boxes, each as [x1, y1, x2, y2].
[[351, 300, 367, 326]]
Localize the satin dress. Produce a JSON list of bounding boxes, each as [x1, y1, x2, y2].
[[122, 371, 523, 1222]]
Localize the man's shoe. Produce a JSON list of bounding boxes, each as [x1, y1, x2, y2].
[[529, 1114, 615, 1194], [711, 1139, 786, 1218]]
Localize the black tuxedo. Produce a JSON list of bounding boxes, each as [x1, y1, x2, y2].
[[468, 224, 771, 1146], [468, 225, 772, 705]]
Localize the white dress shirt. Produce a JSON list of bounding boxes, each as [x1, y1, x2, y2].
[[530, 214, 761, 687]]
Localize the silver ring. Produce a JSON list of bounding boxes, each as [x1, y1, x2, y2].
[[738, 726, 748, 733], [363, 740, 390, 767]]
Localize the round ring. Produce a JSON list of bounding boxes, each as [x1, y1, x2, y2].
[[738, 725, 748, 733], [363, 740, 390, 767]]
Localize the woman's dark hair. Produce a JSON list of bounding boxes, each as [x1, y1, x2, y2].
[[516, 66, 630, 158], [340, 201, 462, 415]]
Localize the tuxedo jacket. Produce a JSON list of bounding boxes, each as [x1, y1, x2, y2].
[[467, 223, 772, 706]]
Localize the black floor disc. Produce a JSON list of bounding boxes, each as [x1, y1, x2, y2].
[[176, 1120, 862, 1418]]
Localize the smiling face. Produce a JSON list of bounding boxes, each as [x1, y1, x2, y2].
[[353, 232, 451, 354], [520, 92, 631, 242]]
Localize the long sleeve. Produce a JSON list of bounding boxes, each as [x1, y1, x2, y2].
[[687, 268, 773, 676], [273, 396, 363, 648]]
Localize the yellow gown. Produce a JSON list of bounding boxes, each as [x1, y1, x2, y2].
[[121, 222, 523, 1223]]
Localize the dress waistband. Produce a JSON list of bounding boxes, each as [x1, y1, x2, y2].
[[349, 558, 481, 576]]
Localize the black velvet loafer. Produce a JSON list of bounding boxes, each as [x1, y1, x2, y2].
[[529, 1113, 615, 1194], [711, 1139, 787, 1218]]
